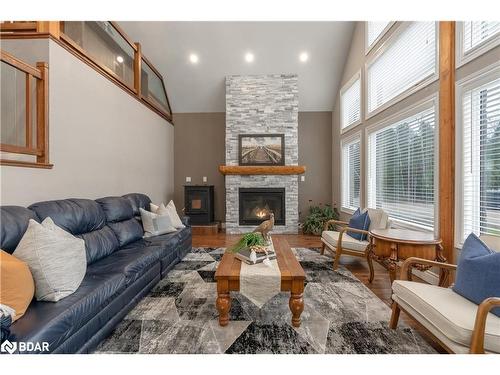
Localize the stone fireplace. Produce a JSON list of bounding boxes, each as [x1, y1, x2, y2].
[[224, 74, 299, 234]]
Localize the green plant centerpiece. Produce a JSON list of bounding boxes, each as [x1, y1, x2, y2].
[[301, 202, 340, 236], [227, 232, 266, 253]]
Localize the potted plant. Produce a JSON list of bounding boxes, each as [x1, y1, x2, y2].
[[301, 201, 339, 235]]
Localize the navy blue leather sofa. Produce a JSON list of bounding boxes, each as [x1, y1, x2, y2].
[[0, 193, 191, 353]]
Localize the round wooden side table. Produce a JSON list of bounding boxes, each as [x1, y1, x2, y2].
[[369, 228, 448, 286]]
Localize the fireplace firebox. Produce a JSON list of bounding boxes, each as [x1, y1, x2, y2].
[[239, 188, 285, 226]]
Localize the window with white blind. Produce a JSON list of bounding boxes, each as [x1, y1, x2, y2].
[[340, 72, 361, 131], [341, 135, 361, 212], [366, 22, 392, 52], [457, 22, 500, 67], [458, 66, 500, 244], [368, 100, 437, 229], [366, 22, 437, 117]]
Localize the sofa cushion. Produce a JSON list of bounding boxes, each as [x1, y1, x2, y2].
[[96, 197, 134, 222], [77, 226, 120, 265], [88, 241, 162, 285], [453, 233, 500, 317], [9, 271, 126, 352], [107, 219, 143, 247], [29, 199, 105, 236], [392, 280, 500, 353], [122, 193, 152, 217], [322, 230, 369, 252], [0, 206, 39, 253]]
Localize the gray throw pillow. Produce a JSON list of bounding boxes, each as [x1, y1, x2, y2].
[[13, 218, 87, 302], [140, 208, 177, 237]]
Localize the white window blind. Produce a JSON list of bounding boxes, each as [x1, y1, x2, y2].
[[341, 75, 361, 130], [368, 105, 436, 229], [463, 22, 500, 53], [367, 22, 436, 115], [342, 136, 361, 211], [461, 75, 500, 242], [367, 22, 391, 49]]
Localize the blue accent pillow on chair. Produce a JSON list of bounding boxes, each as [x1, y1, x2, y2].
[[453, 233, 500, 317], [347, 208, 371, 241]]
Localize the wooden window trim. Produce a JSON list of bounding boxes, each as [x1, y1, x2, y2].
[[0, 22, 37, 33], [0, 50, 51, 168], [1, 21, 173, 124]]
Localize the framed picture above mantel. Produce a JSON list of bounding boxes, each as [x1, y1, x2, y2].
[[238, 134, 285, 166]]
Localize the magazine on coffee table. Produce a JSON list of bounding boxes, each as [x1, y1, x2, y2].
[[235, 239, 276, 265]]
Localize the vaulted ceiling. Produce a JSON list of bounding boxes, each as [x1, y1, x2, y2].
[[120, 22, 355, 113]]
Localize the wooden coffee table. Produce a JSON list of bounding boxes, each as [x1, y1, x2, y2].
[[215, 236, 306, 327]]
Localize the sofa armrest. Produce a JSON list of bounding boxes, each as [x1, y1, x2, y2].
[[181, 216, 191, 227], [470, 297, 500, 354], [399, 257, 457, 281], [323, 219, 349, 232]]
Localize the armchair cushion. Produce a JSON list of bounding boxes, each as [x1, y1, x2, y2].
[[322, 231, 369, 252], [366, 208, 389, 231], [453, 233, 500, 317], [393, 280, 500, 353], [347, 208, 370, 241]]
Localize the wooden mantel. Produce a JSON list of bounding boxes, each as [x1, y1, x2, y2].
[[219, 165, 306, 175]]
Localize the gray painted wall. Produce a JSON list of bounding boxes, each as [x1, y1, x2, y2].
[[173, 112, 226, 222], [173, 111, 332, 223], [0, 39, 174, 206]]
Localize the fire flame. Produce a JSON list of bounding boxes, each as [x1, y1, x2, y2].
[[255, 210, 267, 219]]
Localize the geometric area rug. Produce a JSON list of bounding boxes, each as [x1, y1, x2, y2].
[[95, 247, 436, 354]]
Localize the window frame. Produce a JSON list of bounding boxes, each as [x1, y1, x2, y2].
[[365, 21, 395, 55], [341, 131, 362, 214], [340, 70, 362, 133], [456, 21, 500, 68], [365, 94, 439, 233], [455, 61, 500, 248], [365, 22, 439, 120]]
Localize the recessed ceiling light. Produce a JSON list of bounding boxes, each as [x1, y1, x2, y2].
[[116, 55, 124, 63], [299, 52, 309, 62], [245, 52, 255, 63], [189, 53, 199, 64]]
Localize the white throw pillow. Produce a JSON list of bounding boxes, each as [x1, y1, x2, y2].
[[140, 208, 177, 237], [13, 218, 87, 302], [165, 200, 185, 229], [150, 201, 185, 229]]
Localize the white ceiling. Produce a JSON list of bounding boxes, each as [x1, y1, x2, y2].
[[120, 22, 355, 113]]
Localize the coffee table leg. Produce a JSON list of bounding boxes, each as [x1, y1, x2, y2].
[[216, 292, 231, 326], [289, 292, 304, 327]]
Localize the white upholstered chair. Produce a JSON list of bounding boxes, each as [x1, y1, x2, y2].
[[390, 235, 500, 354], [320, 208, 391, 283]]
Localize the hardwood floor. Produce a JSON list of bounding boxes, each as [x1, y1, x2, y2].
[[193, 232, 447, 353]]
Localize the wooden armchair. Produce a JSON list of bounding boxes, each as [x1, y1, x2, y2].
[[390, 257, 500, 354], [320, 219, 374, 283]]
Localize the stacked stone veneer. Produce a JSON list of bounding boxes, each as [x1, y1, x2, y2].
[[225, 74, 299, 234]]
